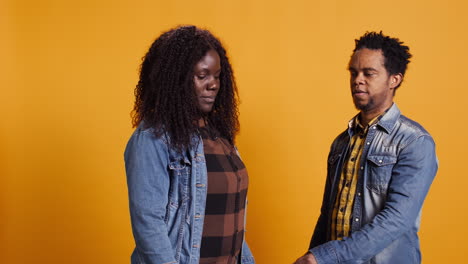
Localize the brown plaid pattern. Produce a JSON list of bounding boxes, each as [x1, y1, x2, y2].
[[198, 126, 248, 264]]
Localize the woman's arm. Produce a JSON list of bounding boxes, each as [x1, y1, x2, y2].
[[125, 130, 176, 264]]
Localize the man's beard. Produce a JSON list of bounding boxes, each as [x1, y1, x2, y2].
[[354, 97, 374, 112]]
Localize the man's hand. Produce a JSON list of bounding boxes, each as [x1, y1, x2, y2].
[[293, 252, 318, 264]]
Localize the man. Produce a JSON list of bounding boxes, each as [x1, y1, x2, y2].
[[294, 32, 438, 264]]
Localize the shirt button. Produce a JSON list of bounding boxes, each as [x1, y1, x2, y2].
[[372, 126, 377, 129], [360, 166, 364, 170], [366, 142, 370, 145], [357, 192, 362, 197], [378, 160, 383, 163], [355, 217, 360, 222]]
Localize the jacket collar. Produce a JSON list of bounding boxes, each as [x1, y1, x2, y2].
[[348, 103, 401, 134]]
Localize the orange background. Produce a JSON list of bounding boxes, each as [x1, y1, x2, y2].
[[2, 0, 466, 263]]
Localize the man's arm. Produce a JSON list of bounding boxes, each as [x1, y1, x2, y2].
[[309, 141, 341, 248], [309, 168, 333, 248], [310, 135, 438, 263], [293, 144, 337, 264], [294, 253, 318, 264]]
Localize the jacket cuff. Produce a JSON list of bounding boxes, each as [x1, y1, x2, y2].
[[310, 242, 339, 264]]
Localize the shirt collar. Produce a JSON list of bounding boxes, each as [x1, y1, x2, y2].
[[348, 103, 396, 134]]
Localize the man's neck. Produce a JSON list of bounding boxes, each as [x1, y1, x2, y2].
[[359, 103, 393, 127], [359, 112, 380, 127]]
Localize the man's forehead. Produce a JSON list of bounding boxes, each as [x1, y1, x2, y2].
[[349, 49, 385, 68]]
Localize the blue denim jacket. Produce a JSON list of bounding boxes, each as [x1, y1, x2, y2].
[[309, 104, 438, 264], [124, 124, 255, 264]]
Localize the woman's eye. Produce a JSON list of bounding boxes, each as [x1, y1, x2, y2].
[[196, 75, 206, 80]]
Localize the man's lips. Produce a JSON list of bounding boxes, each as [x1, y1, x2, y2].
[[353, 89, 367, 94], [353, 90, 368, 95]]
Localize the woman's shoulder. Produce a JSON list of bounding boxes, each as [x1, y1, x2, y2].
[[128, 122, 169, 148]]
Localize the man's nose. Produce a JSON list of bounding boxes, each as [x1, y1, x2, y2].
[[354, 73, 365, 85]]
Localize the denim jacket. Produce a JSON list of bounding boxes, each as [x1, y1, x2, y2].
[[309, 103, 438, 264], [124, 124, 255, 264]]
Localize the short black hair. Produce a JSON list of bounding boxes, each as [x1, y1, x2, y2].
[[354, 31, 412, 89]]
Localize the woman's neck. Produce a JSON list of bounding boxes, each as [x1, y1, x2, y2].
[[198, 117, 208, 127]]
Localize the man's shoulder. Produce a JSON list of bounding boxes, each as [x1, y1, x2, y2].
[[396, 114, 432, 138], [329, 129, 350, 150], [382, 113, 436, 152]]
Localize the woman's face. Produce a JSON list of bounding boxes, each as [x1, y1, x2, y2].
[[193, 49, 221, 113]]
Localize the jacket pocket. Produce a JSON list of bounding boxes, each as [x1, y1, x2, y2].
[[167, 159, 191, 213], [165, 159, 192, 263], [366, 155, 397, 194]]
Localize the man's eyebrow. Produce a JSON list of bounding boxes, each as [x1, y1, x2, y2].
[[362, 67, 378, 72], [348, 67, 378, 72]]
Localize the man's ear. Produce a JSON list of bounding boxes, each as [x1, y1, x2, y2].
[[390, 73, 403, 89]]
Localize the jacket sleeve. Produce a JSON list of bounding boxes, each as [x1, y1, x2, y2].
[[240, 240, 255, 264], [310, 135, 438, 264], [309, 153, 334, 249], [309, 137, 343, 249], [124, 130, 177, 264]]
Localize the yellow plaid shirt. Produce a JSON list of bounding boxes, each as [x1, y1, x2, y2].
[[330, 115, 379, 240]]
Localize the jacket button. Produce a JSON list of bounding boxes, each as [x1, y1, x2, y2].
[[195, 214, 201, 219]]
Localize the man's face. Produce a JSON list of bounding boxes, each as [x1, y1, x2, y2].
[[348, 48, 401, 114]]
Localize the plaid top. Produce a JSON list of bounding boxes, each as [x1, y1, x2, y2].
[[198, 125, 249, 264], [330, 115, 379, 240]]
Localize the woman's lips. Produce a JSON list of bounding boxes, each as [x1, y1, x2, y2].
[[201, 96, 216, 103]]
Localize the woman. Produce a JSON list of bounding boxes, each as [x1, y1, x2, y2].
[[124, 25, 255, 264]]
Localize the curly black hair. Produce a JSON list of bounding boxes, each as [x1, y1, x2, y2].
[[132, 25, 239, 151], [354, 31, 412, 90]]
